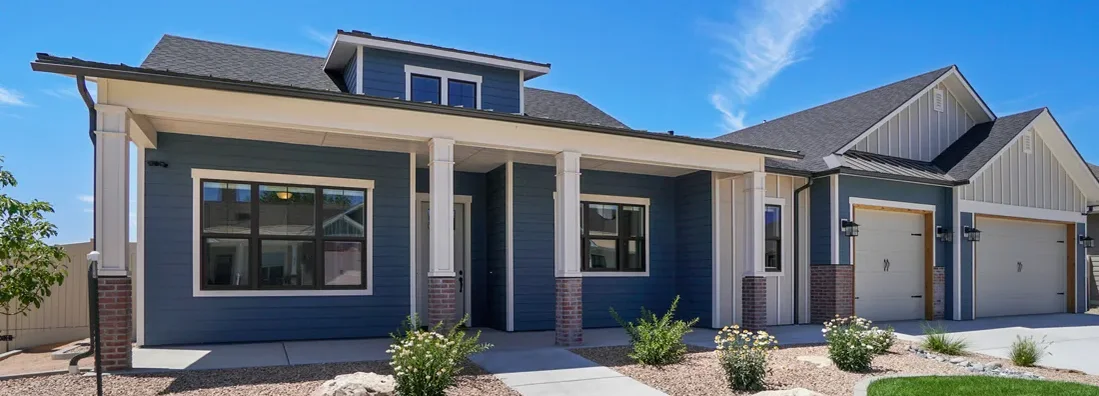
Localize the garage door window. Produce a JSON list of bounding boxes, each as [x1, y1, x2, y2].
[[765, 204, 782, 272]]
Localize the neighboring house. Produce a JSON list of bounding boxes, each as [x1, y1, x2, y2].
[[29, 30, 1099, 370], [1089, 164, 1099, 308]]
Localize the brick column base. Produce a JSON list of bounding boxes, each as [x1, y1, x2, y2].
[[741, 276, 768, 330], [427, 277, 457, 328], [555, 278, 583, 346], [932, 267, 946, 320], [97, 277, 132, 371], [810, 265, 854, 323]]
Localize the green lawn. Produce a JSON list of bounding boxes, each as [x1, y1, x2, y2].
[[867, 376, 1099, 396]]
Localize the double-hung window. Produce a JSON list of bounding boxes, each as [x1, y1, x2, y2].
[[764, 204, 782, 272], [198, 173, 372, 294], [404, 65, 482, 109], [580, 201, 646, 272]]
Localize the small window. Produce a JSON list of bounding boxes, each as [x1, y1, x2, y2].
[[447, 80, 477, 108], [410, 74, 441, 104], [581, 202, 645, 272], [404, 66, 482, 109], [765, 205, 782, 272]]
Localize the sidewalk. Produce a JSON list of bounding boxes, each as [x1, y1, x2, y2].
[[470, 348, 666, 396]]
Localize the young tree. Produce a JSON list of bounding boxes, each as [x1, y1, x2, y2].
[[0, 157, 68, 326]]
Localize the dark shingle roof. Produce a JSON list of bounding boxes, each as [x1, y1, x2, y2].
[[1089, 163, 1099, 179], [140, 35, 619, 129], [933, 109, 1045, 180], [715, 66, 954, 172]]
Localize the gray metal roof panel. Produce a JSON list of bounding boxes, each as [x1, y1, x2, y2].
[[842, 150, 954, 182]]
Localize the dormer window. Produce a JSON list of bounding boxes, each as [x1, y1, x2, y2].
[[404, 65, 482, 109]]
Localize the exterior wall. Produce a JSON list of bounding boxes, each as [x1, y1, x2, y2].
[[485, 165, 508, 330], [144, 133, 411, 345], [853, 81, 976, 161], [809, 176, 833, 265], [415, 169, 487, 327], [1077, 222, 1088, 313], [959, 212, 975, 319], [509, 164, 555, 331], [360, 48, 521, 113], [344, 55, 359, 94], [960, 128, 1087, 212], [762, 174, 809, 325], [673, 171, 712, 327]]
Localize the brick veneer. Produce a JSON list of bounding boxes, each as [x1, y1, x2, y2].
[[97, 277, 132, 371], [810, 265, 854, 323], [932, 267, 946, 320], [555, 277, 583, 346], [741, 276, 767, 330], [427, 277, 457, 327]]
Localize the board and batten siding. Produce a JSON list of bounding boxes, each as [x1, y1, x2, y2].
[[853, 82, 976, 161], [144, 133, 411, 346], [359, 48, 521, 113], [960, 127, 1087, 212]]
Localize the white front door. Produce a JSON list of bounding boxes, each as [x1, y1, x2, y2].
[[417, 200, 468, 322], [854, 208, 926, 322], [975, 217, 1066, 318]]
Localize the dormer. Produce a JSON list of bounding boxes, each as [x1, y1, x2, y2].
[[322, 30, 551, 114]]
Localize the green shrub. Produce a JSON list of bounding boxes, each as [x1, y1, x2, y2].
[[715, 325, 778, 392], [1009, 335, 1048, 367], [867, 326, 897, 355], [387, 314, 491, 396], [921, 323, 968, 356], [822, 316, 877, 372], [610, 295, 700, 366]]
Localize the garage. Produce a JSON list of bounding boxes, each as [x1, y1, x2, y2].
[[975, 216, 1068, 318], [854, 207, 931, 321]]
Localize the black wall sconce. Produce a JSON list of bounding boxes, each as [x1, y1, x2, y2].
[[1080, 235, 1095, 249], [962, 226, 981, 242], [936, 226, 953, 242], [840, 219, 859, 237]]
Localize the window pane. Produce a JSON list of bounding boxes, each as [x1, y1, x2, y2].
[[585, 203, 618, 236], [623, 206, 644, 237], [410, 75, 440, 104], [204, 238, 249, 286], [625, 240, 643, 271], [322, 189, 366, 237], [448, 80, 476, 108], [765, 240, 780, 271], [259, 185, 316, 236], [587, 239, 617, 270], [202, 182, 251, 234], [260, 240, 316, 287], [765, 205, 781, 239], [324, 241, 363, 286]]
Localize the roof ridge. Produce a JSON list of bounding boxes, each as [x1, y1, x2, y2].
[[159, 34, 327, 60]]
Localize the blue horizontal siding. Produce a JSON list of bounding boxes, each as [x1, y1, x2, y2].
[[486, 165, 508, 330], [360, 48, 520, 113], [510, 164, 555, 331], [960, 212, 974, 320], [344, 55, 359, 94], [674, 171, 712, 327], [809, 177, 833, 265]]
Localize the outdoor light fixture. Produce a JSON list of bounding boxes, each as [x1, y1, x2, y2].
[[840, 219, 860, 237], [936, 226, 954, 242], [963, 226, 981, 242], [276, 191, 293, 200], [1080, 235, 1095, 249]]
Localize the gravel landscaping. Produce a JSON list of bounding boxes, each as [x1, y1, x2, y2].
[[0, 360, 517, 396], [572, 342, 1099, 396]]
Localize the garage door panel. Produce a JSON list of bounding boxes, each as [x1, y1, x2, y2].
[[975, 217, 1066, 318], [854, 208, 926, 322]]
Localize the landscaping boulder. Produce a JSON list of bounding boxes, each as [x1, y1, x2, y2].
[[752, 388, 825, 396], [311, 372, 396, 396]]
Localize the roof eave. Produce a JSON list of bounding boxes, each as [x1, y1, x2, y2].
[[815, 167, 966, 187]]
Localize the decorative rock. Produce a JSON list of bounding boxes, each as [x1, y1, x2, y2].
[[796, 355, 833, 368], [972, 363, 985, 371], [987, 362, 1002, 370], [752, 388, 825, 396], [949, 357, 965, 364], [311, 372, 396, 396]]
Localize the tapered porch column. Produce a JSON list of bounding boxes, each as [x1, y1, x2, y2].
[[554, 151, 583, 346], [741, 172, 768, 330], [427, 138, 457, 327], [93, 104, 132, 371]]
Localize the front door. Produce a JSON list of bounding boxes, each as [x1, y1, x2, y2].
[[416, 200, 468, 322]]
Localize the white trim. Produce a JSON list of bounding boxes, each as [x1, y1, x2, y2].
[[959, 199, 1086, 224], [354, 46, 364, 95], [505, 162, 515, 332], [335, 33, 551, 76], [135, 145, 146, 346], [190, 168, 375, 297], [404, 65, 483, 109], [416, 193, 474, 321], [761, 197, 787, 277], [952, 187, 963, 320], [580, 193, 650, 207], [711, 174, 721, 327], [830, 175, 839, 264], [518, 71, 525, 115], [576, 193, 651, 278], [849, 197, 936, 213], [409, 153, 417, 318]]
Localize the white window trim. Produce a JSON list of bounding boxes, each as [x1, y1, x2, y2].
[[404, 65, 483, 109], [763, 197, 787, 276], [191, 168, 375, 297], [576, 193, 651, 277]]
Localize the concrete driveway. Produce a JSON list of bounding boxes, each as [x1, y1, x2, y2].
[[886, 313, 1099, 375]]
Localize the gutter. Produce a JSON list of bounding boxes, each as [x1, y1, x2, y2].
[[791, 178, 813, 324], [30, 56, 803, 160]]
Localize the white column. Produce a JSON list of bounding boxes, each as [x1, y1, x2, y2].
[[428, 138, 455, 277], [94, 104, 131, 277], [555, 151, 582, 278], [742, 172, 766, 276]]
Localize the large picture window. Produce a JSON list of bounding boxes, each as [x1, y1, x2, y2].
[[200, 180, 369, 291], [581, 201, 646, 272], [765, 204, 782, 272]]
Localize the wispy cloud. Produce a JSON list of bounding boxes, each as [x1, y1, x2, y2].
[[78, 194, 94, 204], [42, 87, 82, 100], [706, 0, 840, 131], [302, 26, 331, 46], [0, 86, 28, 106]]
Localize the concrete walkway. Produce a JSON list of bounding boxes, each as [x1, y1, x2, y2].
[[132, 337, 393, 370], [470, 348, 665, 396]]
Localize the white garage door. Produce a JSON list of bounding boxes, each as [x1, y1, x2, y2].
[[975, 217, 1066, 318], [854, 208, 926, 322]]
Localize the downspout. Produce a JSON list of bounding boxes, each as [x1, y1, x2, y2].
[[70, 76, 99, 384], [792, 177, 813, 325]]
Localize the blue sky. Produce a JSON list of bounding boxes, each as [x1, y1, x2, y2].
[[2, 0, 1098, 243]]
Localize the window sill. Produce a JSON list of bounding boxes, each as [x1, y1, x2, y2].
[[193, 288, 373, 297], [581, 271, 649, 278]]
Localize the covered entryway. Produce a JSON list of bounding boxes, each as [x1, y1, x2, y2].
[[975, 216, 1069, 318], [854, 206, 932, 321]]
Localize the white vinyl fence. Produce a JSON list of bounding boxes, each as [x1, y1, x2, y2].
[[1, 241, 134, 353]]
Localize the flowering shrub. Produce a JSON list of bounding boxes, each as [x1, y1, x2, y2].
[[822, 316, 881, 372], [610, 295, 699, 366], [715, 325, 778, 392], [866, 326, 897, 355], [387, 314, 491, 396]]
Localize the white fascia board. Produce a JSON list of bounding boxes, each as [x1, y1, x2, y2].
[[335, 33, 550, 77], [960, 200, 1086, 224], [1034, 111, 1099, 200]]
